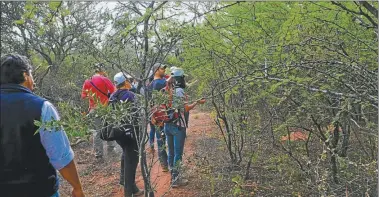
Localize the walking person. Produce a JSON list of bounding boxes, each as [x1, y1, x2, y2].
[[110, 72, 144, 197], [0, 54, 85, 197], [147, 63, 169, 171], [164, 67, 206, 187], [81, 63, 116, 160], [147, 65, 173, 152]]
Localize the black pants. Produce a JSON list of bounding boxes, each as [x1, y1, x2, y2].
[[116, 131, 139, 196]]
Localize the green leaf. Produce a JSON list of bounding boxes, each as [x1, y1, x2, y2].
[[14, 19, 25, 25], [25, 3, 34, 11], [231, 175, 242, 184], [49, 1, 62, 10], [34, 120, 42, 127], [61, 9, 71, 17], [233, 187, 241, 196], [34, 129, 40, 135]]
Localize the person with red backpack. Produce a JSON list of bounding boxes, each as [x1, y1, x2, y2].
[[164, 68, 206, 188], [147, 63, 169, 172], [148, 66, 173, 151], [81, 63, 116, 160]]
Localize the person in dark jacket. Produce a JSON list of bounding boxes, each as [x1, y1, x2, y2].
[[110, 72, 144, 197], [0, 53, 84, 197]]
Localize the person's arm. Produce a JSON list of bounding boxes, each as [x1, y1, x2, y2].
[[39, 101, 84, 196], [186, 79, 198, 87], [81, 81, 89, 99], [184, 98, 206, 112], [58, 160, 84, 196], [185, 102, 197, 112], [81, 81, 91, 114], [175, 88, 206, 112]]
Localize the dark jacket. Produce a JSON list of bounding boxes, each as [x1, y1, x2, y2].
[[0, 84, 58, 197], [109, 89, 140, 141]]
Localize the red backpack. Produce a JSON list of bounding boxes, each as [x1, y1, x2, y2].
[[150, 77, 179, 126]]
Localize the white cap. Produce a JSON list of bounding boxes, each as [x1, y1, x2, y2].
[[172, 68, 185, 77], [114, 72, 132, 86], [170, 66, 177, 73]]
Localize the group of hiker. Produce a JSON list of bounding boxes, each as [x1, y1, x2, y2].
[[146, 63, 206, 187], [81, 62, 143, 196], [0, 53, 205, 197], [81, 62, 206, 196]]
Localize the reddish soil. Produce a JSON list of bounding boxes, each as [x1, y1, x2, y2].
[[59, 109, 215, 197]]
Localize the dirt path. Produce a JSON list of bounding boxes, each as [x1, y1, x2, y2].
[[59, 109, 215, 197]]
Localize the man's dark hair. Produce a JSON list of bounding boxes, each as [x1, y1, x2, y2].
[[1, 53, 32, 85], [93, 63, 106, 73], [152, 63, 166, 74], [174, 76, 186, 89]]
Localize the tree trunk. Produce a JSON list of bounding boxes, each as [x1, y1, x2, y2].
[[339, 123, 350, 157], [330, 122, 340, 184]]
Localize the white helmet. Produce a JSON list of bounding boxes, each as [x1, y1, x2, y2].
[[170, 66, 177, 74], [172, 68, 184, 77], [114, 72, 132, 86]]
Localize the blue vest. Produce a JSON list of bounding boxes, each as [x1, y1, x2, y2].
[[0, 84, 58, 197]]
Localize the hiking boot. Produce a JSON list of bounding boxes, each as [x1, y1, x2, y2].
[[95, 155, 104, 163], [171, 178, 188, 188], [125, 189, 144, 197], [133, 189, 144, 196]]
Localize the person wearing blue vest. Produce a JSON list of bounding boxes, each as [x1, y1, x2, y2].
[[0, 54, 84, 197]]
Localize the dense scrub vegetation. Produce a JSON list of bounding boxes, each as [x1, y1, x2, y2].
[[1, 1, 377, 196]]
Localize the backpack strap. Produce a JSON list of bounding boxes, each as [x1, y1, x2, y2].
[[89, 76, 110, 98], [167, 81, 188, 127], [166, 79, 174, 108], [183, 93, 189, 127]]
